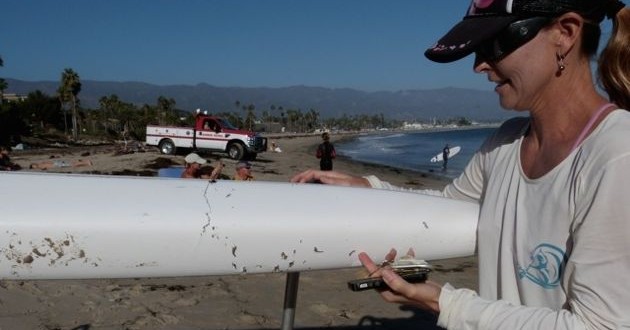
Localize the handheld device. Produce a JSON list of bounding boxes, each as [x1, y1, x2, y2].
[[347, 258, 432, 292]]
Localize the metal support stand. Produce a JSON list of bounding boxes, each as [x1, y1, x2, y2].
[[280, 272, 300, 330]]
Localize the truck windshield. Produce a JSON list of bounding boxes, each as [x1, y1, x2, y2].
[[218, 118, 238, 130]]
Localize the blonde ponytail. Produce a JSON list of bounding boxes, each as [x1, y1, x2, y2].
[[598, 7, 630, 109]]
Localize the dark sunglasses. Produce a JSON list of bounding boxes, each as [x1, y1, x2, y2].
[[476, 17, 552, 62]]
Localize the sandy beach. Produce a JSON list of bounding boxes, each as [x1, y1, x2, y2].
[[2, 134, 477, 330]]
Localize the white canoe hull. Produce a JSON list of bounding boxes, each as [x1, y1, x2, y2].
[[0, 172, 478, 280]]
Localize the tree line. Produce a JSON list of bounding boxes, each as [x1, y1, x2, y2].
[[0, 64, 475, 148], [0, 66, 403, 147]]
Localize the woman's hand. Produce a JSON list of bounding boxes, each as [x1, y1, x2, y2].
[[290, 169, 371, 187], [359, 249, 443, 313]]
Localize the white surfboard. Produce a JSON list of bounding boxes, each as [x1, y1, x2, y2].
[[430, 146, 461, 163], [0, 172, 478, 280]]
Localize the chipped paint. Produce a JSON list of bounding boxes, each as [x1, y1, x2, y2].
[[22, 255, 34, 264], [135, 262, 159, 267], [1, 233, 93, 273], [32, 248, 46, 257]]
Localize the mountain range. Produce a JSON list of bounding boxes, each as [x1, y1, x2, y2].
[[5, 78, 515, 122]]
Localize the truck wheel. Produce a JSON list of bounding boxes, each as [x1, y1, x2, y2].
[[227, 143, 245, 160], [158, 139, 176, 155]]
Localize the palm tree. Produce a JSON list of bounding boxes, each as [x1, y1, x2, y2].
[[56, 86, 69, 135], [234, 100, 241, 115], [286, 109, 299, 132], [59, 68, 82, 139], [156, 96, 176, 125], [246, 104, 256, 131], [306, 108, 319, 131], [0, 79, 7, 105], [0, 56, 4, 104]]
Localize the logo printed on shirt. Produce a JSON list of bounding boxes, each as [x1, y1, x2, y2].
[[518, 243, 566, 289]]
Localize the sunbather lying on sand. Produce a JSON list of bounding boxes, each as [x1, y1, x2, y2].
[[29, 159, 93, 170]]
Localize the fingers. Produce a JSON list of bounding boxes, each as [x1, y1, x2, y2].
[[358, 252, 379, 273], [359, 250, 442, 312], [358, 249, 397, 275], [384, 248, 397, 262], [381, 268, 412, 296], [290, 169, 342, 184], [321, 171, 370, 187], [380, 269, 442, 312], [357, 256, 420, 305], [290, 169, 321, 183], [290, 169, 372, 187]]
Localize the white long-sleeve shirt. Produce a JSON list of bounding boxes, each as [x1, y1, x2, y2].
[[365, 110, 630, 329]]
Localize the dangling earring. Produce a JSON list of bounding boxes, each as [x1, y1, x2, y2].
[[556, 52, 566, 72]]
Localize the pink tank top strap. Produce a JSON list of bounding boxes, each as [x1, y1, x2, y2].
[[570, 103, 616, 152]]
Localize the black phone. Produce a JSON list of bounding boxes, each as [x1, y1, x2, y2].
[[347, 268, 430, 291]]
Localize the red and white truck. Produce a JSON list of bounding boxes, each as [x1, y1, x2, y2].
[[145, 114, 267, 160]]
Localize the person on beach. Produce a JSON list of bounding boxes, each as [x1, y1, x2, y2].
[[29, 158, 92, 170], [316, 132, 336, 171], [199, 161, 224, 180], [442, 144, 450, 170], [269, 141, 282, 153], [0, 146, 21, 171], [234, 161, 255, 181], [292, 0, 630, 328], [181, 152, 207, 178]]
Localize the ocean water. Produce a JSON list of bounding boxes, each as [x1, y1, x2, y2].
[[336, 127, 498, 179]]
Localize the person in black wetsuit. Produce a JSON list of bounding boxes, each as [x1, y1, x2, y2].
[[316, 132, 336, 171], [442, 144, 450, 170]]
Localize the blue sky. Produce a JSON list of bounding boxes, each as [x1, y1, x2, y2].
[[2, 1, 505, 91]]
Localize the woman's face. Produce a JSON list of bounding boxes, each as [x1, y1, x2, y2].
[[474, 25, 558, 112]]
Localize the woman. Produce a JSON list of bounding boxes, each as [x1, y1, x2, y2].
[[292, 0, 630, 328]]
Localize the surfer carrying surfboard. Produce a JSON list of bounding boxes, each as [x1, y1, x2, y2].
[[293, 0, 630, 328]]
